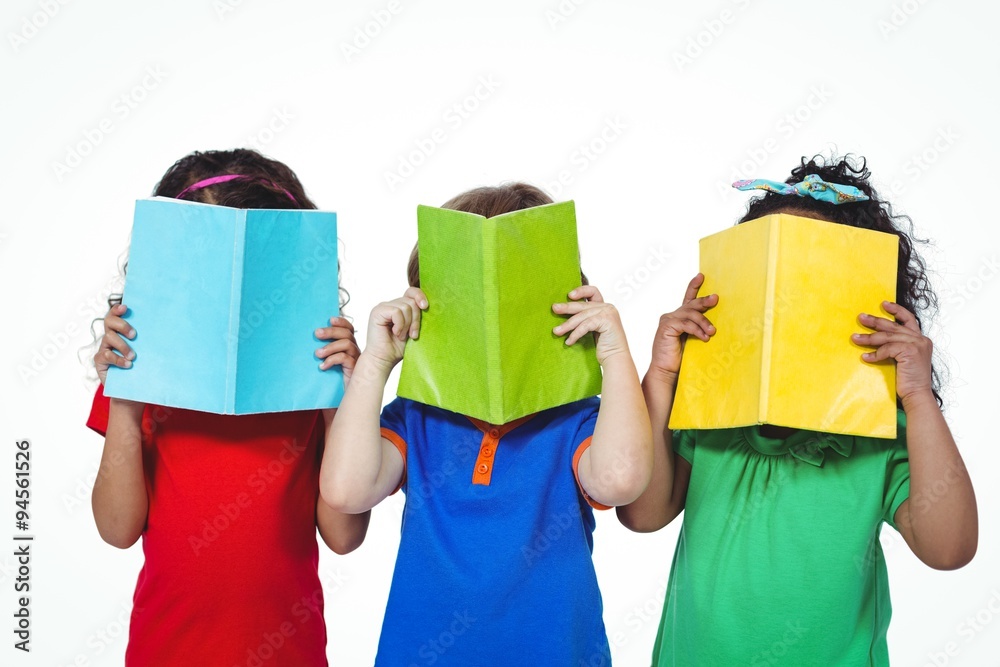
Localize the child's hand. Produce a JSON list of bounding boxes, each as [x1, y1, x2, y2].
[[853, 301, 934, 404], [552, 285, 628, 365], [95, 304, 136, 385], [365, 287, 428, 370], [649, 273, 718, 381], [315, 316, 361, 386]]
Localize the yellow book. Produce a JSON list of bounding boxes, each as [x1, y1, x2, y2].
[[669, 213, 899, 438]]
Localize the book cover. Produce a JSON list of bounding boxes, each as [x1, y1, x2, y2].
[[104, 197, 343, 414], [669, 213, 899, 438], [397, 201, 603, 424]]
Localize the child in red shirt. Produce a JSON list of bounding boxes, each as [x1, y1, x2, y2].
[[88, 149, 365, 667]]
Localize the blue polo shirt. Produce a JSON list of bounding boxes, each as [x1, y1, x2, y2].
[[375, 396, 611, 666]]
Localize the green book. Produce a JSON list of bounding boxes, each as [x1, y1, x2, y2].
[[397, 201, 603, 424]]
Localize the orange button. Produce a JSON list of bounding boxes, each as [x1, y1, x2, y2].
[[481, 447, 493, 458], [489, 428, 500, 438], [476, 463, 489, 474]]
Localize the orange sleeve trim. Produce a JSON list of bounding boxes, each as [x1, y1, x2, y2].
[[380, 427, 407, 495], [573, 437, 612, 511]]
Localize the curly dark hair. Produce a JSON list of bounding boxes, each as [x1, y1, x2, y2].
[[737, 154, 943, 404], [152, 149, 317, 210]]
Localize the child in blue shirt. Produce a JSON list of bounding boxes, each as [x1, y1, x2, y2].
[[320, 182, 652, 665]]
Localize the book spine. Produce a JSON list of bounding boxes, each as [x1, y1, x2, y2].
[[758, 218, 780, 423], [224, 210, 247, 414], [483, 220, 503, 423]]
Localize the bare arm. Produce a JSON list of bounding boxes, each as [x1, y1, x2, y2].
[[856, 302, 977, 569], [617, 274, 716, 532], [617, 367, 692, 531], [319, 289, 425, 514], [91, 305, 147, 548], [92, 398, 148, 548], [552, 286, 652, 507], [316, 496, 371, 555]]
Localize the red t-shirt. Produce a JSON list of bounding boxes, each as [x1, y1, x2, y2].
[[87, 386, 328, 667]]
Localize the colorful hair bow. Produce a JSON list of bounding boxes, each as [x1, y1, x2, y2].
[[732, 174, 869, 204]]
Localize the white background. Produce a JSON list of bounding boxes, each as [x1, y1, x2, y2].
[[2, 0, 998, 665]]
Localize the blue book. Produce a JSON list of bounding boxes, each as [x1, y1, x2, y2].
[[104, 197, 343, 414]]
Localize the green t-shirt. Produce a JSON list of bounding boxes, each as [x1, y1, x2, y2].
[[653, 412, 910, 666]]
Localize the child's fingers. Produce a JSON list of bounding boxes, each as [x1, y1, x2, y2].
[[553, 308, 602, 337], [105, 313, 135, 339], [564, 312, 604, 346], [681, 273, 705, 304], [328, 316, 355, 330], [403, 298, 427, 340], [315, 338, 356, 359], [858, 312, 901, 333], [99, 347, 132, 369], [390, 307, 410, 341], [686, 293, 719, 312], [314, 324, 356, 341], [552, 301, 598, 316], [666, 315, 715, 342], [862, 342, 907, 363], [881, 301, 920, 333], [852, 331, 921, 348], [569, 285, 603, 303], [320, 351, 359, 371], [404, 286, 429, 310], [101, 331, 135, 360]]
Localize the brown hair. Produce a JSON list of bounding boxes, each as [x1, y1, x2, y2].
[[406, 182, 586, 286]]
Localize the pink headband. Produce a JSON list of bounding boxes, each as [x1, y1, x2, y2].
[[175, 174, 298, 204]]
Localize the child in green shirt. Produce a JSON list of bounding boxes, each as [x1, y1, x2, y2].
[[619, 155, 978, 665]]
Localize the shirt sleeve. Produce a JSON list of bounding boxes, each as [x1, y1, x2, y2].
[[570, 398, 610, 510], [883, 410, 911, 530], [379, 397, 410, 494], [673, 429, 695, 464], [86, 384, 111, 437]]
